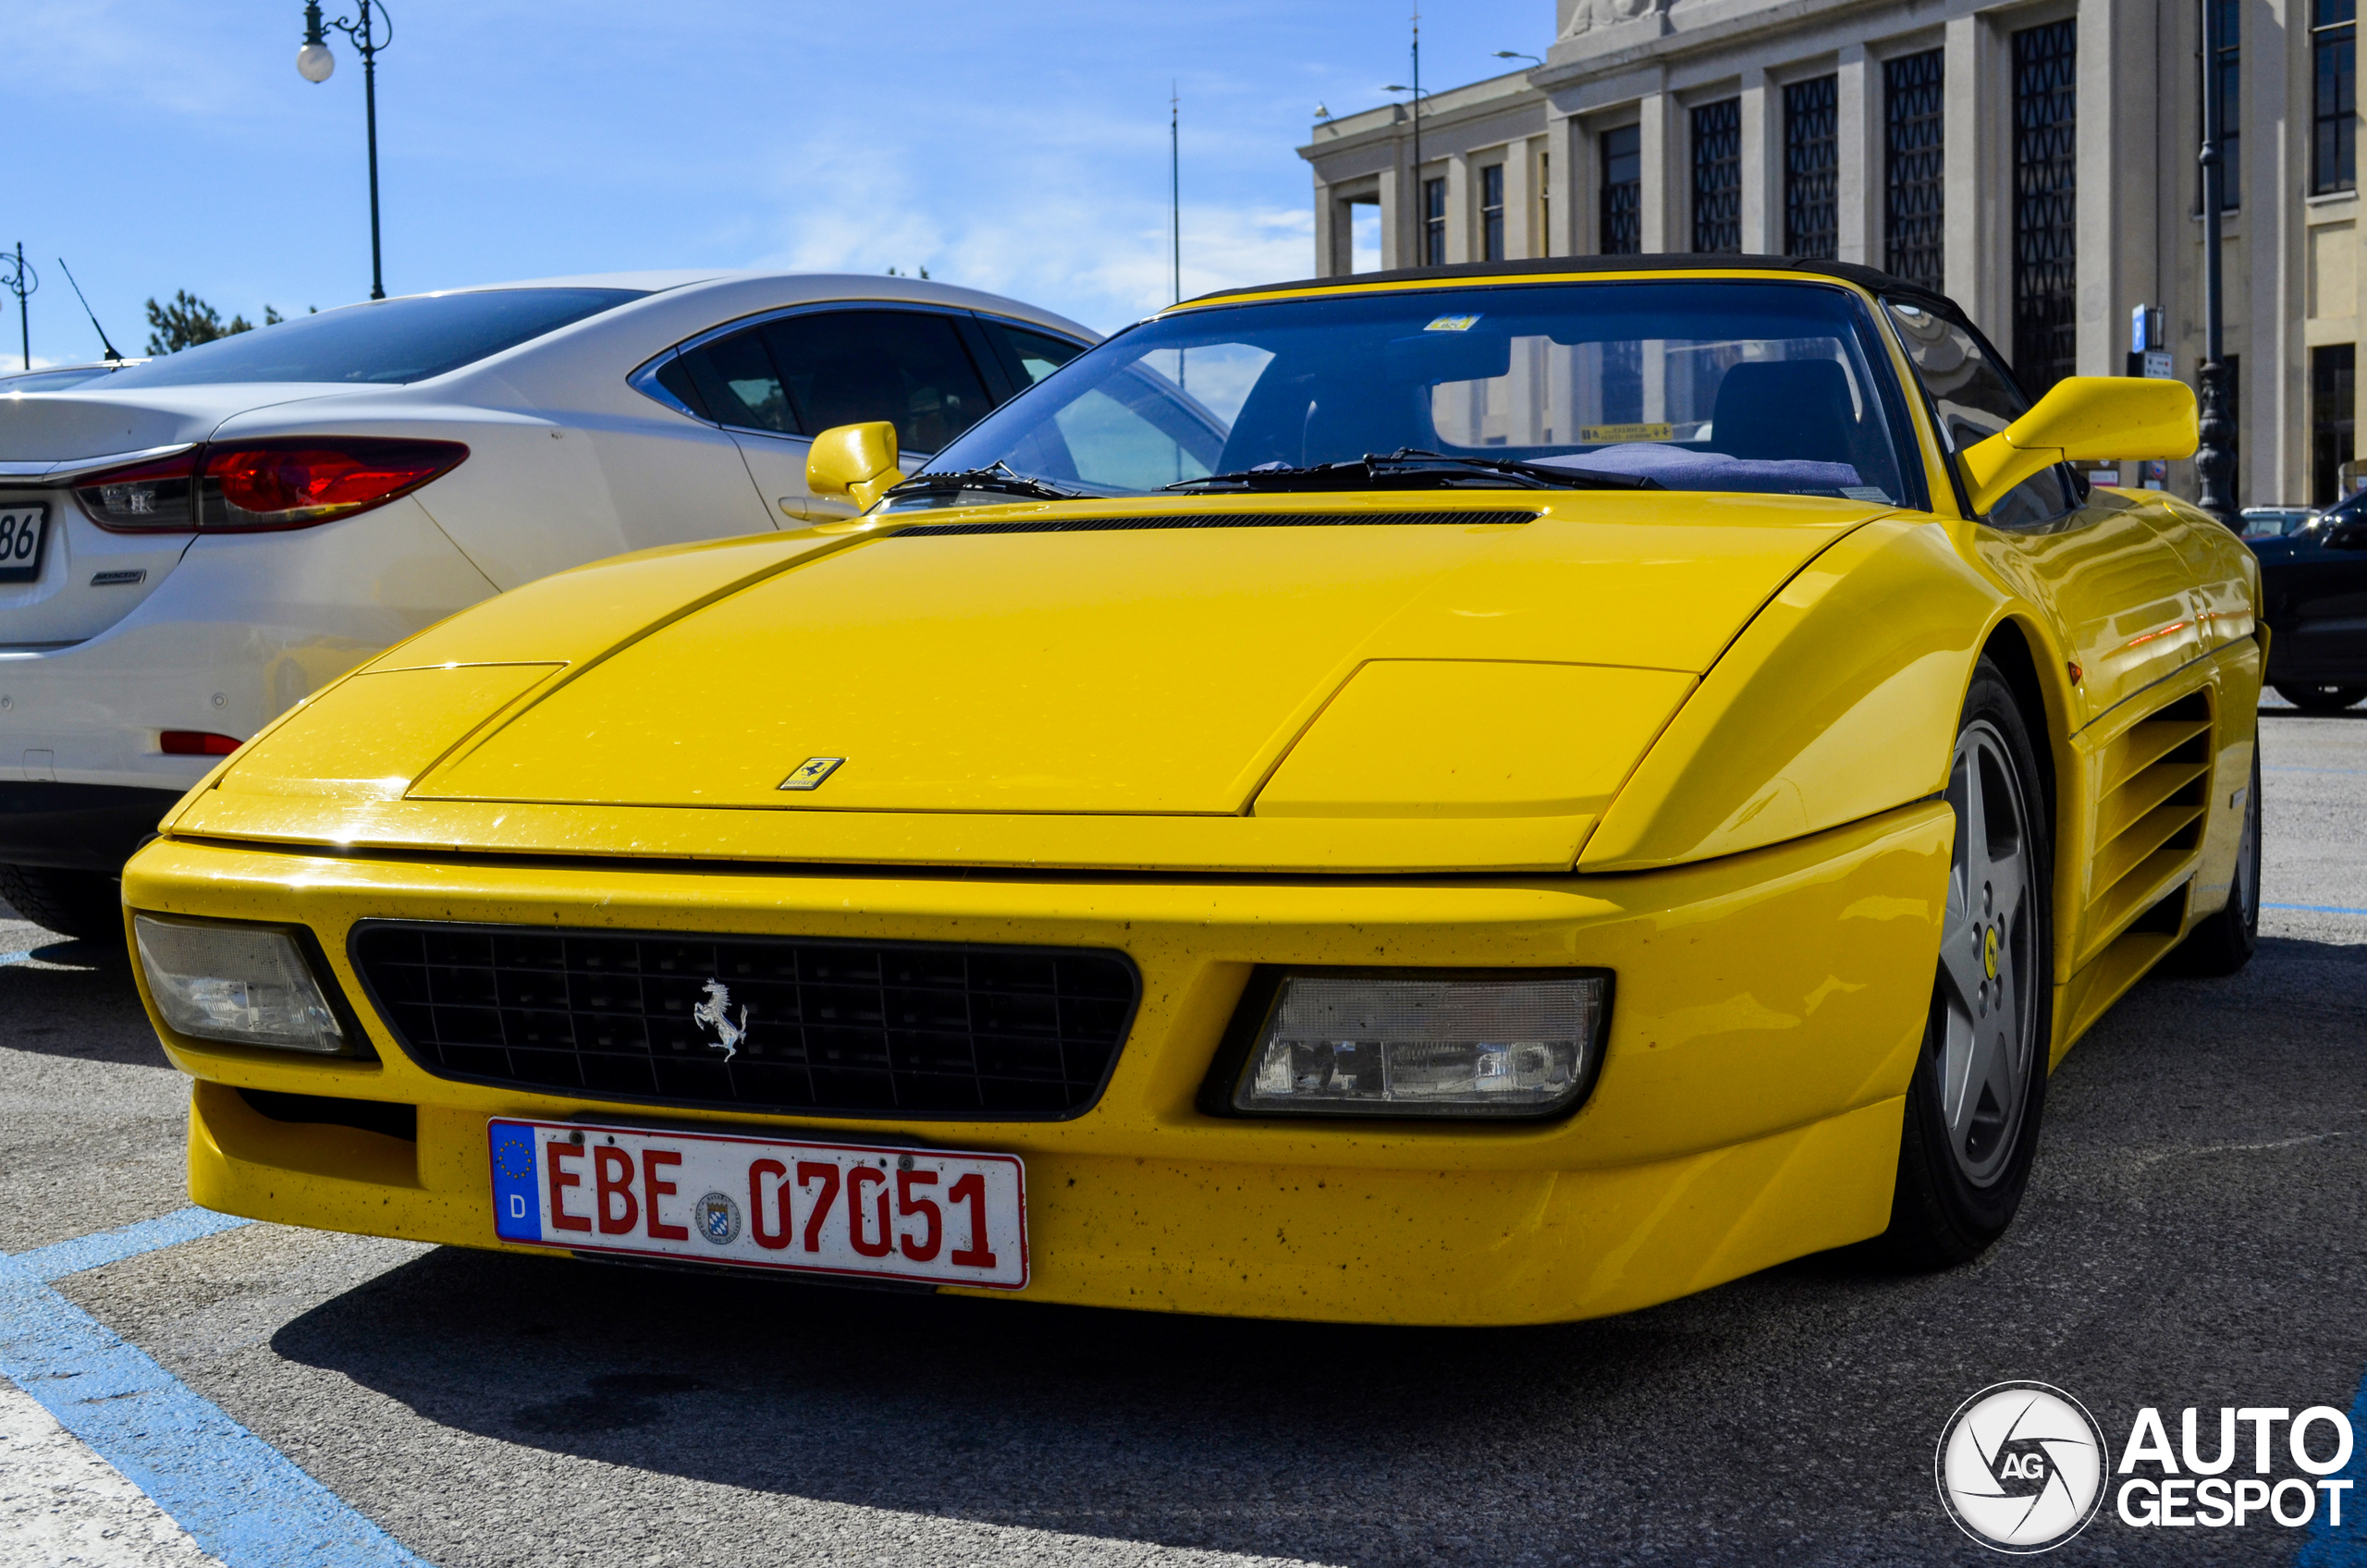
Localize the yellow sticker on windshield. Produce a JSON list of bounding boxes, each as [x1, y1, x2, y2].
[[1423, 314, 1481, 332], [1579, 423, 1674, 443]]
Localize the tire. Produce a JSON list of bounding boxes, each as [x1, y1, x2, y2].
[[1883, 659, 2054, 1268], [2274, 683, 2367, 713], [2172, 742, 2262, 976], [0, 864, 126, 946]]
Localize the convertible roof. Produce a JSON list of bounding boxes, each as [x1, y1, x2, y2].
[[1184, 253, 1964, 323]]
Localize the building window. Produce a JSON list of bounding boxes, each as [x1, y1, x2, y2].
[[1600, 125, 1642, 255], [2224, 353, 2241, 501], [2012, 19, 2079, 398], [2313, 344, 2354, 504], [2314, 0, 2357, 194], [2202, 0, 2241, 209], [1539, 153, 1551, 255], [1692, 99, 1742, 253], [1884, 49, 1945, 289], [1480, 164, 1506, 262], [1784, 76, 1839, 260], [1423, 177, 1447, 265]]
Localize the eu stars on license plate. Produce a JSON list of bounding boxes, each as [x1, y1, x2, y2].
[[487, 1119, 1027, 1290]]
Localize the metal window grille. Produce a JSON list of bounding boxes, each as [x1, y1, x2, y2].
[[2313, 344, 2355, 504], [1691, 99, 1742, 253], [1480, 164, 1506, 262], [1883, 48, 1945, 289], [1783, 76, 1839, 260], [1600, 125, 1642, 255], [1539, 152, 1551, 254], [2201, 0, 2242, 209], [2315, 0, 2357, 194], [2011, 20, 2079, 398], [1423, 178, 1448, 265]]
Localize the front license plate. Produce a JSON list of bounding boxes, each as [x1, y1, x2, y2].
[[0, 504, 47, 583], [487, 1119, 1028, 1290]]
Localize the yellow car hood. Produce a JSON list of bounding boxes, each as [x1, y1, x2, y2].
[[182, 495, 1885, 873]]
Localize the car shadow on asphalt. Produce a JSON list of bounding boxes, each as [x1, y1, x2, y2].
[[261, 930, 2367, 1564], [0, 933, 173, 1070]]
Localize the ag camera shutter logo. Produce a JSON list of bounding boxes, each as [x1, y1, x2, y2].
[[1936, 1381, 2111, 1553]]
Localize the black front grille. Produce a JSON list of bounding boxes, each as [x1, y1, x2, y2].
[[349, 923, 1140, 1121]]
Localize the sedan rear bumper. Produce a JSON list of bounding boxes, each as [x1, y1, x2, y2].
[[0, 781, 186, 870]]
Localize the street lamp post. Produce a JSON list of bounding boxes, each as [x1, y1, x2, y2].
[[0, 246, 33, 372], [2194, 0, 2237, 527], [297, 0, 394, 301]]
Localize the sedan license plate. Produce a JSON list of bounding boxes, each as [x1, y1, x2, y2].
[[0, 504, 47, 583], [488, 1119, 1028, 1290]]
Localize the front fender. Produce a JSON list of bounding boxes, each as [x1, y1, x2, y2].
[[1580, 517, 2005, 871]]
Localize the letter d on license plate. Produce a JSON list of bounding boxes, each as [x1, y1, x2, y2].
[[488, 1119, 1027, 1290]]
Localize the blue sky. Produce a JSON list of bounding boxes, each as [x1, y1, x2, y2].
[[12, 0, 1540, 362]]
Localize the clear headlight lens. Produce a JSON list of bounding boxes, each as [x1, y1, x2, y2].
[[1230, 972, 1610, 1119], [133, 914, 348, 1054]]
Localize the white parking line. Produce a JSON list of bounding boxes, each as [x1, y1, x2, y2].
[[0, 1375, 223, 1568]]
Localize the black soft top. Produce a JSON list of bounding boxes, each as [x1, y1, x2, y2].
[[1186, 253, 1967, 328]]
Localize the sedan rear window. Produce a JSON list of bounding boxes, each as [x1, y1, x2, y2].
[[100, 288, 645, 387]]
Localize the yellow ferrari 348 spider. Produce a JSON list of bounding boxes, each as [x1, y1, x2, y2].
[[122, 258, 2257, 1325]]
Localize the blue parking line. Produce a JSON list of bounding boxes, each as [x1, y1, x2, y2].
[[2264, 903, 2367, 918], [0, 1207, 431, 1568], [0, 949, 34, 966], [17, 1207, 253, 1283], [2294, 1370, 2367, 1563]]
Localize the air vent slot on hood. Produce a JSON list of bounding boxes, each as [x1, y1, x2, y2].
[[893, 509, 1539, 537]]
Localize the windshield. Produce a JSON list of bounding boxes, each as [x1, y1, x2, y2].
[[100, 288, 645, 387], [914, 280, 1919, 507]]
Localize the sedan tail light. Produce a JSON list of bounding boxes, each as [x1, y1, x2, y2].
[[74, 437, 468, 533]]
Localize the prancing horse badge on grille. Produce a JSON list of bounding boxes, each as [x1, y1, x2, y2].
[[779, 756, 844, 790], [693, 979, 751, 1060]]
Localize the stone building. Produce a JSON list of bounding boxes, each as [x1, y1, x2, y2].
[[1297, 0, 2361, 506]]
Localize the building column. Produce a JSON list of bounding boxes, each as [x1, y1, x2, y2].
[[1836, 43, 1876, 265], [1640, 91, 1674, 251], [1553, 111, 1591, 256], [1379, 164, 1404, 271], [1503, 139, 1536, 260], [1942, 13, 1990, 333], [2074, 0, 2119, 377], [2244, 0, 2299, 503], [1741, 67, 1776, 253]]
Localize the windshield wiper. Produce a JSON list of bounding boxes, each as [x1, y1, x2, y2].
[[884, 462, 1085, 503], [1170, 449, 1661, 493]]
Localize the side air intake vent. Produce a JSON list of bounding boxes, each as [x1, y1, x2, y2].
[[2083, 689, 2211, 948], [893, 509, 1539, 537]]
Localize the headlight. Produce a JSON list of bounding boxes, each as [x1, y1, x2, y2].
[[133, 914, 351, 1055], [1220, 971, 1611, 1119]]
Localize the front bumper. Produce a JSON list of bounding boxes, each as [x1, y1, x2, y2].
[[129, 800, 1951, 1326]]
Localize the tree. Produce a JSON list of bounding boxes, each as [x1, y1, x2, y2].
[[143, 292, 287, 353]]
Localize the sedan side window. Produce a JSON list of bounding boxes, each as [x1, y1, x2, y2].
[[1885, 300, 2074, 527], [984, 321, 1088, 386], [675, 327, 797, 435], [764, 310, 994, 458]]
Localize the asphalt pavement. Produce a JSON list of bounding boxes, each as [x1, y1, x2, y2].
[[3, 701, 2363, 1567]]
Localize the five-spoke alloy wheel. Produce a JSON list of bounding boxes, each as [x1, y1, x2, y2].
[[1884, 659, 2054, 1267]]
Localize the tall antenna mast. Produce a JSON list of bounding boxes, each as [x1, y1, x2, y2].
[[1171, 82, 1182, 306], [55, 258, 124, 362]]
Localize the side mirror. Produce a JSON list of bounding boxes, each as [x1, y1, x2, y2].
[[1958, 377, 2197, 518], [2330, 521, 2367, 551], [805, 422, 903, 512]]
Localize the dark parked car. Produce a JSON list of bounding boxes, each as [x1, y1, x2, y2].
[[2251, 491, 2367, 710]]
